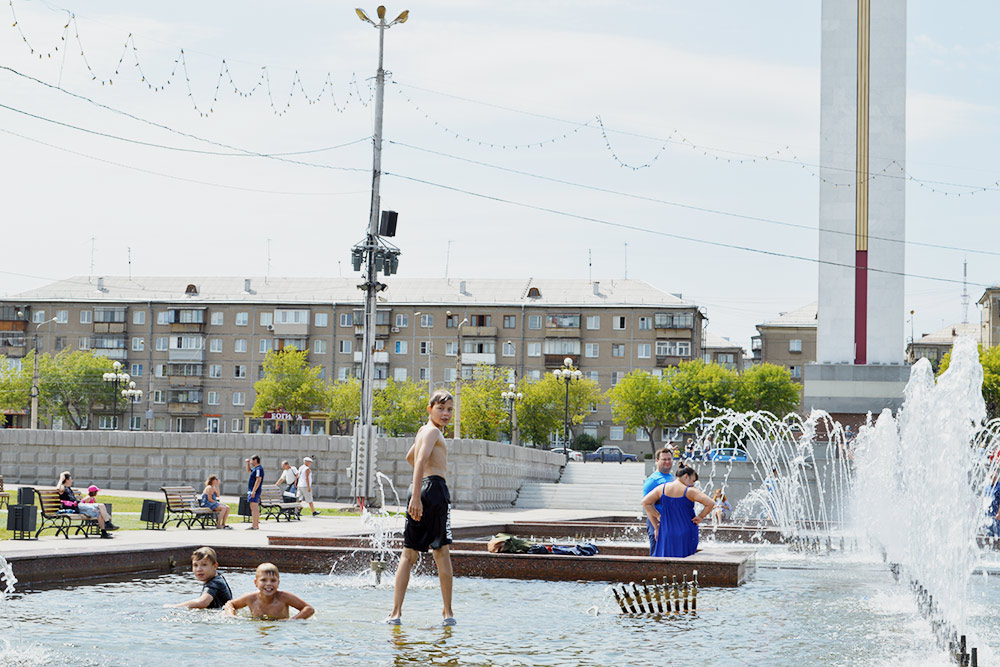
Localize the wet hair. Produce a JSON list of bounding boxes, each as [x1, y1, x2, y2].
[[191, 546, 218, 565], [256, 562, 280, 578], [205, 475, 218, 487], [654, 447, 674, 460], [675, 466, 698, 482], [713, 488, 726, 501], [428, 389, 454, 407]]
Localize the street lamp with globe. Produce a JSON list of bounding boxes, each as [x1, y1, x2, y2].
[[552, 357, 582, 463]]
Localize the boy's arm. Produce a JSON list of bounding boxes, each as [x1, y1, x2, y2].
[[407, 428, 437, 521], [165, 592, 213, 609], [223, 593, 253, 617], [279, 591, 315, 620]]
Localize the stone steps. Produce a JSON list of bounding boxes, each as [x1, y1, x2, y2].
[[516, 462, 647, 512]]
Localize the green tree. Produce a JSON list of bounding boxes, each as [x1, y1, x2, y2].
[[458, 365, 510, 441], [732, 363, 802, 416], [252, 346, 328, 421], [606, 369, 672, 456], [666, 360, 738, 424], [0, 355, 30, 426], [327, 377, 361, 435], [938, 344, 1000, 419], [374, 379, 427, 436], [35, 350, 126, 429], [516, 373, 602, 447]]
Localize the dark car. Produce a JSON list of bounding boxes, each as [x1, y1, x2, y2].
[[584, 446, 638, 462], [704, 447, 750, 462]]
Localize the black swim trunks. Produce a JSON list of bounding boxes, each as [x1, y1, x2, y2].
[[403, 475, 452, 552]]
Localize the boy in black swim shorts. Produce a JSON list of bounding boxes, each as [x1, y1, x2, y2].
[[386, 390, 456, 626]]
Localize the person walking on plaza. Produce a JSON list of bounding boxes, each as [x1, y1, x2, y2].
[[276, 460, 299, 502], [297, 457, 319, 516], [245, 455, 264, 530], [642, 448, 675, 555]]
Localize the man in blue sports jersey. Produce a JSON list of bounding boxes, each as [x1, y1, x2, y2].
[[642, 447, 675, 555]]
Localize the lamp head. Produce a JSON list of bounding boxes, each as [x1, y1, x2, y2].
[[129, 381, 136, 389], [112, 361, 122, 370], [393, 10, 409, 24], [377, 5, 386, 19], [356, 8, 374, 23], [563, 357, 573, 368]]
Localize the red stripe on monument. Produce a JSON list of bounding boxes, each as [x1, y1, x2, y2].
[[855, 250, 868, 365]]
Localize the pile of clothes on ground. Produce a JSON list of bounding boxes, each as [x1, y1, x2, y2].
[[487, 533, 599, 556]]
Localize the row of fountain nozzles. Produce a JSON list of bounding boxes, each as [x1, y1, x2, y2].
[[612, 572, 698, 615]]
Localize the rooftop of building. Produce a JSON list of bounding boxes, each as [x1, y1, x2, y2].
[[6, 276, 692, 309], [703, 330, 744, 352], [911, 322, 981, 346], [758, 302, 818, 329]]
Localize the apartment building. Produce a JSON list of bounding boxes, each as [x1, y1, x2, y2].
[[751, 302, 817, 383], [702, 330, 745, 372], [906, 322, 980, 372], [0, 276, 706, 451], [980, 286, 1000, 349]]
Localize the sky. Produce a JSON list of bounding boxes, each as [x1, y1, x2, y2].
[[0, 0, 998, 352]]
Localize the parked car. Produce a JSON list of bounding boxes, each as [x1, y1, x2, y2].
[[551, 447, 583, 461], [584, 446, 638, 462], [704, 447, 750, 462]]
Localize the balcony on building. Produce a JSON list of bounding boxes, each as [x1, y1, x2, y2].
[[273, 308, 310, 336], [0, 331, 26, 357], [168, 389, 202, 414], [354, 350, 389, 364], [544, 354, 580, 368], [94, 307, 127, 334], [168, 307, 206, 333], [92, 334, 127, 360], [353, 308, 392, 338], [168, 333, 205, 362], [545, 314, 581, 338], [464, 325, 498, 337], [167, 402, 202, 415], [655, 354, 687, 368], [168, 363, 203, 386], [654, 312, 695, 331]]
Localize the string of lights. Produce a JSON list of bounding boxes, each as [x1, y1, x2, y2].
[[386, 140, 1000, 258], [382, 170, 990, 289], [7, 0, 373, 116]]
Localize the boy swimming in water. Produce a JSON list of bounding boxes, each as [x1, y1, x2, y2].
[[385, 389, 456, 626], [165, 546, 232, 610], [224, 562, 314, 620]]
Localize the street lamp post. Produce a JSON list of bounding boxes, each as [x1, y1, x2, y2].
[[121, 381, 143, 430], [552, 357, 582, 463], [449, 313, 469, 439], [500, 383, 523, 446], [102, 361, 130, 430], [17, 311, 58, 430]]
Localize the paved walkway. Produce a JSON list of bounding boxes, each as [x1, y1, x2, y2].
[[0, 483, 628, 557]]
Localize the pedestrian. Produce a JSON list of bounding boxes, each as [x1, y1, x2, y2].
[[297, 457, 319, 516], [641, 448, 675, 555], [275, 460, 299, 502], [642, 466, 715, 558], [245, 455, 264, 530]]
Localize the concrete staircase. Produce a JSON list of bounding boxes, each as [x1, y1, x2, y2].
[[515, 461, 647, 512]]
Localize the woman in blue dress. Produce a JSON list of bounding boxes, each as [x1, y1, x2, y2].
[[641, 466, 715, 558]]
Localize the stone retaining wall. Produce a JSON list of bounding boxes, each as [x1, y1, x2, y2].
[[0, 430, 563, 510]]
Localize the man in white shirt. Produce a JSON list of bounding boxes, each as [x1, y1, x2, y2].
[[297, 457, 319, 516], [275, 460, 299, 501]]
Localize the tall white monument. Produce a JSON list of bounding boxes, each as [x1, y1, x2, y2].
[[805, 0, 909, 417]]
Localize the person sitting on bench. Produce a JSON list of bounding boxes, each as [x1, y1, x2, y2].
[[57, 471, 118, 538]]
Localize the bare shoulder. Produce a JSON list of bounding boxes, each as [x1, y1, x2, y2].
[[417, 423, 443, 444]]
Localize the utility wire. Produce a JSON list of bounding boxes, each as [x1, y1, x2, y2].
[[387, 140, 1000, 258], [383, 170, 989, 289]]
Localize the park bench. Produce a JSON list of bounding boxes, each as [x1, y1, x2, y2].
[[34, 489, 100, 538], [160, 485, 215, 529], [0, 475, 8, 509], [259, 486, 301, 522]]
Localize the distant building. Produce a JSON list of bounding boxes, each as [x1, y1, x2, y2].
[[702, 330, 745, 372], [752, 303, 817, 384], [979, 286, 1000, 349], [906, 323, 981, 372]]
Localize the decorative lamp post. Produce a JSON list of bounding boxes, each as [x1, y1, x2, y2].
[[17, 310, 57, 429], [447, 311, 469, 439], [121, 381, 143, 430], [500, 383, 523, 446], [552, 357, 582, 463], [102, 360, 130, 430]]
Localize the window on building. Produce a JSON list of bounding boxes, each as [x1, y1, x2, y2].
[[315, 313, 329, 327], [208, 312, 222, 326], [233, 392, 245, 406], [232, 418, 244, 433], [420, 314, 434, 328], [209, 364, 222, 378], [527, 342, 542, 357], [337, 367, 352, 381], [153, 390, 165, 404], [78, 337, 90, 350], [528, 369, 542, 380], [586, 315, 600, 330], [446, 314, 459, 328], [234, 364, 246, 378], [546, 314, 580, 329], [471, 315, 491, 326], [98, 415, 118, 430], [132, 337, 144, 352], [612, 344, 625, 358], [395, 341, 408, 354], [638, 316, 652, 330], [156, 311, 169, 325], [234, 338, 247, 353], [655, 340, 692, 357], [80, 310, 93, 324], [612, 316, 627, 330], [394, 367, 408, 381], [543, 339, 580, 355], [236, 312, 249, 326], [209, 338, 223, 353], [275, 309, 309, 324], [789, 339, 802, 353], [611, 371, 624, 386], [585, 370, 599, 382], [133, 310, 145, 325], [313, 340, 327, 355], [395, 314, 408, 328], [259, 339, 271, 354], [260, 312, 273, 327], [445, 341, 457, 356], [654, 312, 694, 329], [528, 315, 542, 330], [340, 313, 352, 327], [419, 341, 431, 355], [207, 391, 220, 405], [502, 341, 516, 357], [503, 315, 516, 329], [32, 310, 45, 323], [637, 343, 651, 359], [339, 339, 352, 354], [444, 368, 457, 382], [585, 343, 599, 358], [53, 336, 66, 351], [129, 416, 142, 431], [610, 426, 624, 441], [130, 363, 143, 377], [637, 427, 649, 440], [154, 364, 166, 377], [463, 340, 496, 354], [418, 368, 429, 381], [790, 365, 801, 379]]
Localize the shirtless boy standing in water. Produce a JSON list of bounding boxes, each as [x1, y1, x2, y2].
[[386, 390, 455, 626]]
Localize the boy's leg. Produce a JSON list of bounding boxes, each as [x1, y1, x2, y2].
[[388, 547, 418, 620], [430, 545, 454, 620]]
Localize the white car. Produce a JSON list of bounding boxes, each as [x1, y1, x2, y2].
[[551, 447, 583, 461]]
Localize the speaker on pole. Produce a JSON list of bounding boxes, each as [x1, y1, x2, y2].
[[379, 210, 398, 237]]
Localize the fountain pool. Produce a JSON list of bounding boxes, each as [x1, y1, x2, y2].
[[2, 545, 999, 666]]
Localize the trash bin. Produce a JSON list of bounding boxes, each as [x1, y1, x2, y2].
[[17, 486, 35, 506], [140, 498, 166, 529], [238, 495, 251, 520], [7, 504, 37, 539]]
